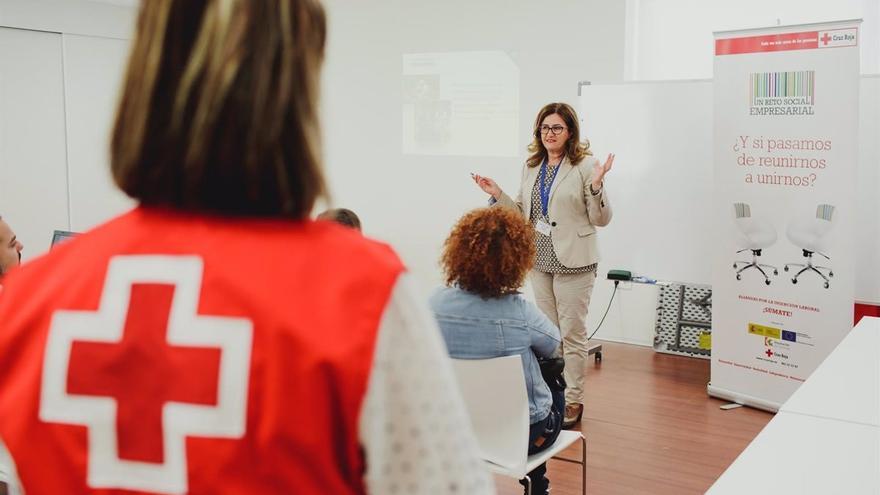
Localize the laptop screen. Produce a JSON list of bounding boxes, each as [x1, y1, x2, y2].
[[51, 230, 78, 249]]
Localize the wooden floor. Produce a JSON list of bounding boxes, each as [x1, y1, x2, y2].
[[494, 341, 774, 495]]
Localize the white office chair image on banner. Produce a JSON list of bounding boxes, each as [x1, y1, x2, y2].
[[784, 204, 835, 289], [450, 356, 586, 495], [732, 202, 778, 285]]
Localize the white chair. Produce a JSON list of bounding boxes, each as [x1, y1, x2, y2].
[[732, 202, 778, 285], [784, 204, 835, 288], [450, 356, 586, 495]]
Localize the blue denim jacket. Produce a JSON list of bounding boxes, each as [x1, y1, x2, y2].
[[429, 287, 561, 424]]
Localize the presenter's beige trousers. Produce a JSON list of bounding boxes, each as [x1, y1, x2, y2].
[[530, 269, 597, 406]]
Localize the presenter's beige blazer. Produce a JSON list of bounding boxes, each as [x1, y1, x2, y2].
[[497, 155, 612, 268]]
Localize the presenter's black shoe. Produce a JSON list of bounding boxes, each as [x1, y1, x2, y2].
[[519, 476, 550, 495], [562, 404, 583, 430]]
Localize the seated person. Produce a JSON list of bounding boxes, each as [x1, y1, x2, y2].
[[429, 207, 563, 495], [0, 215, 22, 491], [316, 208, 361, 231], [0, 215, 23, 289]]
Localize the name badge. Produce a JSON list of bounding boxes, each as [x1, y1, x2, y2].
[[535, 219, 552, 236]]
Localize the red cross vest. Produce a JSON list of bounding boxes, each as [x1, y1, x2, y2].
[[0, 207, 404, 494]]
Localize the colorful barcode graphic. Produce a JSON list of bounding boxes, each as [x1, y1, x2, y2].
[[750, 71, 814, 104]]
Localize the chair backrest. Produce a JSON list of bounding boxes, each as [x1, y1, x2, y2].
[[732, 202, 778, 247], [733, 202, 751, 219], [816, 204, 834, 222], [450, 356, 530, 474], [787, 203, 835, 248]]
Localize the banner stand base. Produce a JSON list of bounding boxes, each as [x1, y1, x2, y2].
[[707, 384, 781, 413]]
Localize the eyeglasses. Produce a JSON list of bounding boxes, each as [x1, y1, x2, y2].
[[539, 125, 567, 136]]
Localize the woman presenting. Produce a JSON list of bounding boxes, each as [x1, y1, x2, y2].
[[473, 102, 614, 429]]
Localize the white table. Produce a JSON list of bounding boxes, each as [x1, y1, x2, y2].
[[708, 412, 879, 494], [709, 317, 880, 494], [780, 318, 879, 426]]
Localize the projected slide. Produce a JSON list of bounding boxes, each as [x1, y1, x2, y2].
[[402, 51, 519, 157]]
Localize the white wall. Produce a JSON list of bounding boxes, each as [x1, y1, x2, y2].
[[2, 0, 628, 276], [0, 27, 69, 257], [627, 0, 880, 80], [0, 0, 135, 259], [856, 75, 880, 305], [0, 0, 135, 39], [320, 0, 627, 297], [63, 34, 134, 232]]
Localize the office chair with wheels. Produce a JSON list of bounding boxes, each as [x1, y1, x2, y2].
[[784, 204, 835, 289], [732, 202, 779, 285]]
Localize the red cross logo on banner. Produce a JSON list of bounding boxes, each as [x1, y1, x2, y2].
[[39, 256, 253, 494], [820, 32, 832, 46], [765, 348, 774, 358]]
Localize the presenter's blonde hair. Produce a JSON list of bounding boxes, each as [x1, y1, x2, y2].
[[110, 0, 327, 218]]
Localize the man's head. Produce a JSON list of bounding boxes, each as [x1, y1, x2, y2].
[[317, 208, 362, 231], [0, 216, 23, 276]]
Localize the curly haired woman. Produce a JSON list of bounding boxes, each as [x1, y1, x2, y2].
[[430, 207, 563, 495]]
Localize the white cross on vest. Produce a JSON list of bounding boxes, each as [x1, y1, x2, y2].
[[39, 256, 253, 494]]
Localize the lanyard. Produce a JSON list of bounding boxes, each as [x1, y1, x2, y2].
[[538, 156, 562, 217]]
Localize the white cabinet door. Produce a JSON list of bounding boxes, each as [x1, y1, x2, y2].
[[0, 27, 69, 260], [63, 33, 134, 232]]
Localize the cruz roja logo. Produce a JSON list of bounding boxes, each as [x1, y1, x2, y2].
[[749, 70, 815, 116], [763, 340, 790, 360]]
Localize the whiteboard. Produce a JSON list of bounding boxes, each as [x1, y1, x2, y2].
[[579, 76, 880, 304]]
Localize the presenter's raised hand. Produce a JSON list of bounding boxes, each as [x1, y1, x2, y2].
[[471, 173, 502, 199], [592, 153, 615, 190]]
